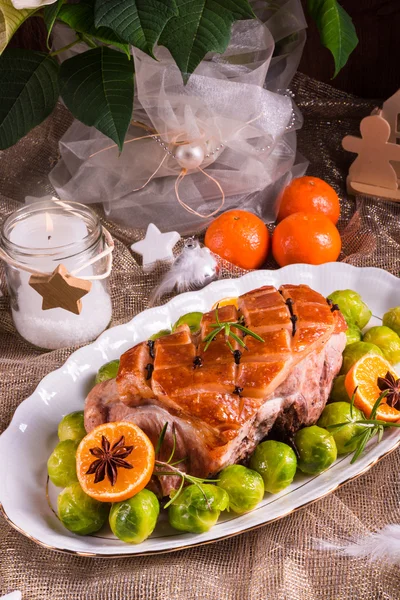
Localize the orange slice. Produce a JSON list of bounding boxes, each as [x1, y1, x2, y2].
[[76, 422, 155, 502], [212, 297, 239, 310], [345, 354, 400, 422]]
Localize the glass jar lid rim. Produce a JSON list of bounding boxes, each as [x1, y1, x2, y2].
[[1, 200, 101, 256]]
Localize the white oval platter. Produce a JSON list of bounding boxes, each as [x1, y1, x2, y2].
[[1, 263, 400, 557]]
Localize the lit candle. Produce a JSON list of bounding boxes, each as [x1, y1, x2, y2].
[[0, 200, 113, 350]]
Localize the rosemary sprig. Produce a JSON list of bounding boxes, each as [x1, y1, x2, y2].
[[326, 388, 400, 463], [202, 305, 264, 352], [153, 423, 218, 508]]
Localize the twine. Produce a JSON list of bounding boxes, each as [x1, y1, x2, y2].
[[87, 120, 228, 219], [0, 226, 114, 281]]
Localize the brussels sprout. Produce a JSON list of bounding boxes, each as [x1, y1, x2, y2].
[[329, 375, 350, 403], [168, 484, 229, 534], [340, 341, 383, 375], [58, 483, 109, 535], [58, 411, 86, 442], [294, 426, 337, 475], [149, 329, 171, 341], [47, 440, 79, 487], [345, 325, 362, 347], [109, 489, 160, 544], [363, 326, 400, 365], [327, 290, 371, 329], [317, 402, 364, 454], [383, 307, 400, 337], [172, 312, 203, 334], [95, 359, 120, 384], [216, 465, 264, 514], [249, 440, 297, 494]]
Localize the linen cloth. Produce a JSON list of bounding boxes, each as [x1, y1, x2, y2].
[[0, 73, 400, 599]]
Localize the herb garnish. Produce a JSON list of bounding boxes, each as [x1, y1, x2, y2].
[[202, 305, 264, 352], [153, 423, 218, 508], [86, 435, 133, 485], [327, 387, 400, 463], [377, 371, 400, 408]]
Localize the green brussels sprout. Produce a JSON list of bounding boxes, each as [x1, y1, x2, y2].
[[168, 484, 229, 534], [345, 325, 362, 347], [249, 440, 297, 494], [58, 411, 86, 442], [58, 483, 109, 535], [340, 341, 383, 375], [383, 307, 400, 337], [149, 329, 171, 341], [317, 402, 364, 454], [294, 426, 337, 475], [109, 489, 160, 544], [327, 290, 371, 329], [95, 359, 120, 384], [173, 312, 203, 334], [47, 440, 79, 487], [216, 465, 264, 514], [330, 375, 350, 403], [363, 326, 400, 365]]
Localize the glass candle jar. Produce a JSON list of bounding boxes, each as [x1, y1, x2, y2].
[[0, 200, 113, 350]]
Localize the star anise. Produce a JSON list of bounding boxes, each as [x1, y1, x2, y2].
[[377, 371, 400, 409], [86, 435, 134, 486]]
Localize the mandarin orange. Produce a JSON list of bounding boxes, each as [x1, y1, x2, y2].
[[272, 212, 341, 267], [212, 297, 239, 310], [345, 354, 400, 422], [277, 176, 340, 224], [76, 422, 155, 502], [204, 210, 269, 270]]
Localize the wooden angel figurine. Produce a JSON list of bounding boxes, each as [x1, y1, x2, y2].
[[342, 112, 400, 200]]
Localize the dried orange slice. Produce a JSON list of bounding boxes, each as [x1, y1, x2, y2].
[[76, 422, 155, 502], [212, 297, 239, 310], [345, 354, 400, 422]]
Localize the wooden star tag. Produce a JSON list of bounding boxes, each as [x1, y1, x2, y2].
[[29, 264, 92, 315]]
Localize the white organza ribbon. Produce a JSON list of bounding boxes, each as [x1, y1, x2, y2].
[[50, 19, 303, 232]]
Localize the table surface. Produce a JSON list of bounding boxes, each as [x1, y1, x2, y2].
[[1, 73, 400, 599]]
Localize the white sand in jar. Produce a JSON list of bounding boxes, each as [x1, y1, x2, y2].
[[12, 280, 112, 350]]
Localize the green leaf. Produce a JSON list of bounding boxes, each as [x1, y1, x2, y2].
[[0, 49, 59, 149], [159, 0, 255, 77], [94, 0, 178, 57], [58, 0, 130, 56], [0, 0, 36, 55], [59, 47, 134, 151], [43, 0, 64, 50], [307, 0, 358, 77]]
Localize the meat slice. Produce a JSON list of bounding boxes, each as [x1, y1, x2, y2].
[[85, 284, 347, 491], [117, 342, 154, 404]]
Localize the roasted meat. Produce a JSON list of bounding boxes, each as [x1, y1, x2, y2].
[[85, 284, 347, 490]]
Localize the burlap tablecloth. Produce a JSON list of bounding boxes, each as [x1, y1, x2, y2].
[[1, 73, 400, 599]]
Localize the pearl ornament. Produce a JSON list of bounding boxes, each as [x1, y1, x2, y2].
[[175, 144, 205, 169]]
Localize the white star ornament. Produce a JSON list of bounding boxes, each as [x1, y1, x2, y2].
[[131, 223, 181, 270]]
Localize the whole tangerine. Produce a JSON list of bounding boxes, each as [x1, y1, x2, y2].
[[277, 176, 340, 224], [272, 212, 341, 267], [205, 210, 269, 270]]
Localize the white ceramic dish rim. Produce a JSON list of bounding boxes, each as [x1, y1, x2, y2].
[[1, 263, 400, 557]]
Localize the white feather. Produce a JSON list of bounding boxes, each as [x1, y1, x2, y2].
[[149, 239, 218, 305], [315, 524, 400, 563]]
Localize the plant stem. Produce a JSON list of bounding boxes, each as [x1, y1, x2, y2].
[[50, 37, 81, 57]]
